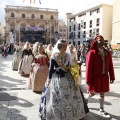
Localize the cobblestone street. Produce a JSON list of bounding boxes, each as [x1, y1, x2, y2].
[[0, 55, 120, 120]]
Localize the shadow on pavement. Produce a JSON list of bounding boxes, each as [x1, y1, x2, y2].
[[0, 74, 26, 88], [90, 108, 120, 120], [106, 91, 120, 98], [0, 92, 33, 107], [0, 55, 27, 88], [0, 91, 33, 120]]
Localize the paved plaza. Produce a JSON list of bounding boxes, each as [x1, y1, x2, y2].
[[0, 54, 120, 120]]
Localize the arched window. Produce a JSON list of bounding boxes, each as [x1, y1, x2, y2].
[[50, 15, 54, 20], [40, 15, 44, 19]]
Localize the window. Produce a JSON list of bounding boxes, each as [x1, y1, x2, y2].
[[78, 23, 80, 30], [89, 20, 92, 28], [89, 30, 92, 37], [40, 15, 44, 19], [84, 22, 86, 29], [93, 28, 96, 35], [22, 14, 25, 18], [73, 41, 75, 46], [90, 11, 92, 16], [74, 32, 75, 38], [97, 8, 100, 13], [31, 14, 35, 18], [83, 31, 86, 38], [74, 25, 76, 31], [78, 41, 80, 45], [96, 28, 99, 35], [90, 8, 100, 15], [69, 33, 71, 39], [81, 21, 83, 28], [11, 13, 14, 17], [51, 15, 54, 20], [96, 18, 100, 26], [69, 26, 71, 32], [78, 32, 80, 38], [69, 32, 73, 39]]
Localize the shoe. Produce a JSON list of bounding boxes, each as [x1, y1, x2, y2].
[[99, 109, 110, 118]]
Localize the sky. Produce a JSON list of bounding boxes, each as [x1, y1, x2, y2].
[[0, 0, 114, 24]]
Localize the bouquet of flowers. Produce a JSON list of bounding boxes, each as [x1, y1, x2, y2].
[[68, 64, 80, 90]]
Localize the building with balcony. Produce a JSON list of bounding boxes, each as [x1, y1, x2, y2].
[[66, 4, 113, 46], [112, 0, 120, 45], [58, 20, 67, 41], [5, 5, 59, 44]]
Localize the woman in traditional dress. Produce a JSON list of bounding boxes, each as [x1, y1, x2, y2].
[[29, 44, 49, 92], [39, 39, 89, 120], [68, 44, 77, 65], [1, 45, 8, 57], [68, 44, 82, 85], [18, 42, 34, 76], [32, 42, 39, 55], [8, 43, 14, 55], [12, 42, 23, 71], [45, 44, 53, 59]]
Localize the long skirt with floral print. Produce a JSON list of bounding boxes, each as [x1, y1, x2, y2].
[[39, 72, 89, 120]]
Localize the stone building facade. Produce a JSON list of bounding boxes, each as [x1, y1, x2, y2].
[[5, 5, 59, 44]]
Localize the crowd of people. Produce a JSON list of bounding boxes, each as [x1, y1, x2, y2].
[[0, 35, 115, 119], [0, 43, 15, 57]]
